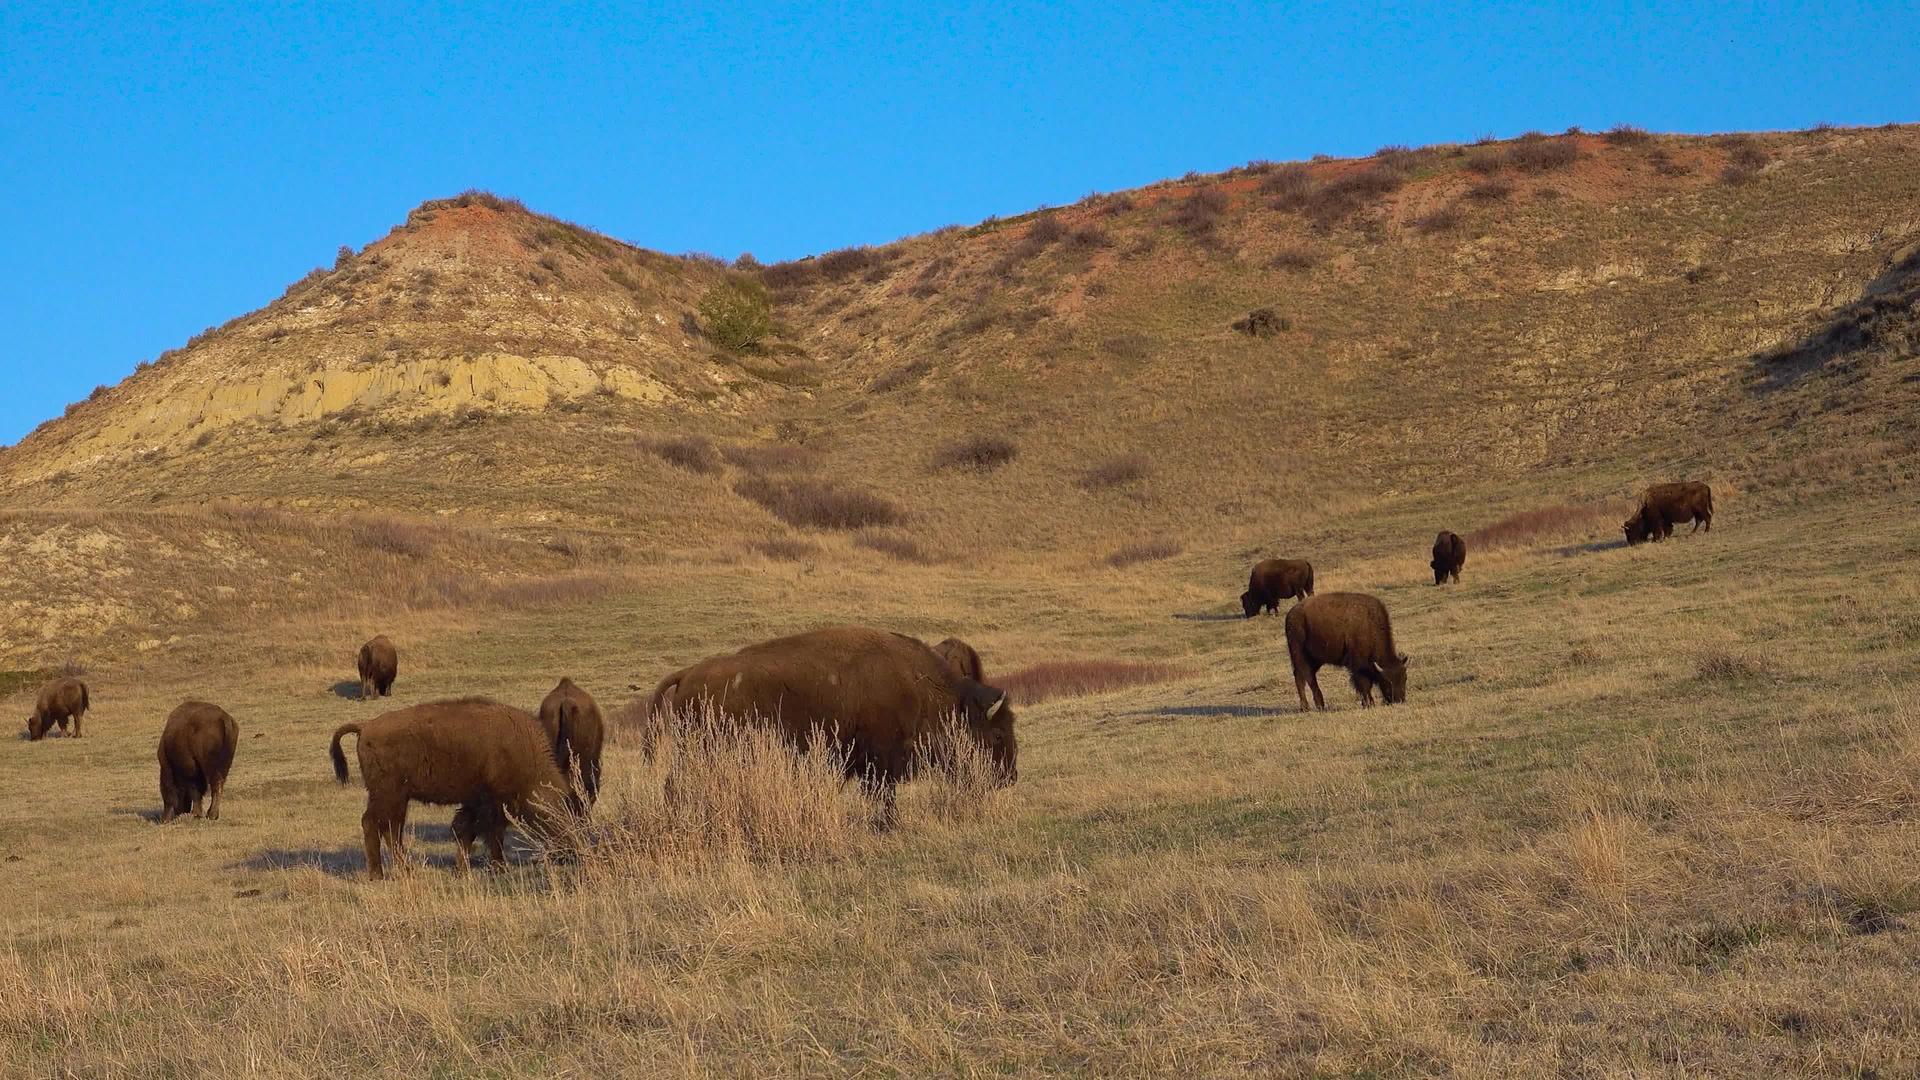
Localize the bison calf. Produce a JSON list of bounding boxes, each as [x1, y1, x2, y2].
[[1623, 481, 1714, 545], [539, 677, 605, 806], [159, 701, 239, 823], [330, 697, 582, 879], [1242, 558, 1315, 617], [27, 677, 89, 740], [357, 635, 398, 699], [1285, 592, 1409, 711], [1430, 531, 1466, 585]]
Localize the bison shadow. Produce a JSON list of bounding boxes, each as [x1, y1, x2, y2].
[[1171, 612, 1245, 623], [1553, 537, 1630, 556], [234, 825, 545, 878], [330, 680, 366, 700], [109, 806, 165, 824], [1122, 704, 1292, 719]]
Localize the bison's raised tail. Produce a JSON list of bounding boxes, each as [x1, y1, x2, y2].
[[329, 723, 363, 783]]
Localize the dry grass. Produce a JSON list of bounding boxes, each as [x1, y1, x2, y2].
[[931, 435, 1017, 472], [1079, 454, 1148, 491], [1104, 537, 1181, 567], [1464, 502, 1626, 550], [644, 434, 721, 474], [734, 476, 903, 530], [996, 658, 1191, 705], [1507, 132, 1581, 172], [853, 529, 933, 563]]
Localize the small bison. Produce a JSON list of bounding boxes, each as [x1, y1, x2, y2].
[[330, 698, 583, 879], [1624, 481, 1714, 545], [158, 701, 239, 823], [932, 637, 986, 682], [1241, 558, 1315, 617], [26, 677, 89, 740], [1431, 531, 1467, 585], [650, 626, 1016, 818], [357, 635, 398, 699], [1285, 592, 1409, 711], [538, 677, 605, 806]]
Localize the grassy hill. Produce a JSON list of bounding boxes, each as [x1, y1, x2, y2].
[[2, 124, 1920, 1075]]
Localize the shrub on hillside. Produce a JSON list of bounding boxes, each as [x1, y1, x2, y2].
[[645, 435, 722, 474], [1080, 455, 1148, 490], [1170, 188, 1230, 239], [932, 435, 1018, 472], [1465, 503, 1625, 550], [735, 476, 902, 530], [1259, 164, 1314, 202], [816, 246, 875, 279], [1105, 538, 1182, 568], [854, 529, 933, 563], [698, 275, 773, 350], [1267, 248, 1320, 272], [1507, 134, 1580, 172], [1604, 124, 1653, 146], [1412, 205, 1464, 234], [1465, 179, 1514, 202], [761, 260, 816, 289]]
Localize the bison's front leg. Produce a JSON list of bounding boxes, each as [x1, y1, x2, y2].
[[192, 792, 205, 819]]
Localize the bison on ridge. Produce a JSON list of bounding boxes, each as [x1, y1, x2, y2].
[[1431, 531, 1466, 586], [649, 626, 1017, 819], [330, 697, 582, 878], [158, 701, 239, 823], [27, 677, 89, 740], [1623, 482, 1713, 545], [1284, 592, 1409, 711], [1242, 558, 1315, 617]]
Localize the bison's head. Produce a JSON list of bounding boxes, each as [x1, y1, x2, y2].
[[1622, 511, 1650, 546], [1379, 654, 1409, 704], [1240, 590, 1261, 618], [25, 714, 47, 741], [961, 683, 1018, 786]]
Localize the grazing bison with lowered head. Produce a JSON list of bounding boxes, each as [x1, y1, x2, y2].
[[932, 637, 986, 682], [26, 677, 89, 740], [357, 635, 398, 699], [1431, 531, 1466, 585], [159, 701, 238, 823], [649, 626, 1017, 818], [1285, 592, 1409, 711], [1241, 558, 1315, 617], [330, 698, 583, 879], [1623, 481, 1713, 545], [538, 677, 604, 806]]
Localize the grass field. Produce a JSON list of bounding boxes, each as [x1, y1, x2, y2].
[[4, 482, 1918, 1077]]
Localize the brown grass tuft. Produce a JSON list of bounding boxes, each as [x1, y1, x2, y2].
[[931, 435, 1018, 472], [996, 659, 1191, 705], [748, 537, 821, 561], [1080, 455, 1149, 491], [1507, 133, 1580, 172], [1604, 124, 1653, 145], [1105, 538, 1182, 568], [645, 435, 721, 474], [854, 529, 934, 563], [721, 442, 821, 473], [1465, 503, 1625, 550], [735, 476, 903, 530]]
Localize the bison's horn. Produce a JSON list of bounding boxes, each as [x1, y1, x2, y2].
[[989, 692, 1010, 718]]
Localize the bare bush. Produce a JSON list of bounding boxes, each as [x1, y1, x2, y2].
[[1259, 164, 1314, 201], [1507, 134, 1580, 172], [1465, 503, 1626, 550], [1170, 188, 1230, 239], [816, 247, 875, 279], [996, 659, 1190, 705], [932, 436, 1018, 472], [760, 260, 816, 289], [1604, 124, 1652, 146], [1105, 538, 1182, 568], [735, 476, 903, 530]]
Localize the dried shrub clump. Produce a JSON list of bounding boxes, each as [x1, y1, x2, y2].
[[1170, 188, 1230, 239], [1718, 136, 1772, 185], [1465, 503, 1625, 550], [1466, 179, 1514, 202], [1300, 167, 1405, 227], [760, 260, 816, 290], [645, 435, 722, 474], [749, 537, 819, 561], [721, 442, 821, 473], [854, 529, 933, 563], [698, 275, 773, 350], [1604, 124, 1653, 146], [869, 359, 933, 394], [1259, 164, 1315, 202], [1267, 248, 1319, 272], [1507, 133, 1580, 172], [1412, 206, 1464, 234], [1079, 455, 1148, 490], [931, 435, 1018, 472], [996, 659, 1191, 705], [1105, 538, 1182, 568], [816, 246, 876, 280], [735, 476, 903, 530]]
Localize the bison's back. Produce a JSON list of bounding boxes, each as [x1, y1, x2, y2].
[[355, 698, 565, 805], [36, 677, 87, 718], [1251, 558, 1313, 598], [160, 701, 238, 775], [1286, 592, 1398, 665]]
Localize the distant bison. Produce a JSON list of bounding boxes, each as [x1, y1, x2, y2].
[[1623, 482, 1714, 545], [1284, 592, 1409, 711], [649, 626, 1017, 817], [1241, 558, 1315, 617], [26, 677, 89, 740], [1431, 531, 1467, 585], [932, 637, 986, 682], [357, 635, 398, 699], [158, 701, 238, 823], [330, 698, 582, 878], [538, 677, 605, 806]]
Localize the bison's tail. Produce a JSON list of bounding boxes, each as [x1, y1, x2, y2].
[[1304, 565, 1315, 596], [329, 723, 362, 783], [647, 670, 686, 719], [79, 682, 89, 714]]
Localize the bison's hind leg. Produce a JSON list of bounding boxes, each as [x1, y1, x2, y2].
[[362, 794, 410, 880]]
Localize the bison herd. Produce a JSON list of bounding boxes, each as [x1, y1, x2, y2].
[[16, 481, 1712, 878]]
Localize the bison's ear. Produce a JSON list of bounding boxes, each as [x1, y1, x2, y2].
[[1397, 653, 1410, 664]]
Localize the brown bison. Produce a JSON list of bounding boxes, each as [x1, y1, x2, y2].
[[357, 635, 398, 699], [158, 701, 239, 823], [330, 698, 583, 879], [26, 677, 89, 740], [1623, 482, 1714, 545], [1242, 558, 1315, 617], [932, 637, 986, 682], [1431, 531, 1467, 585], [649, 626, 1017, 816], [538, 677, 605, 806], [1285, 592, 1409, 711]]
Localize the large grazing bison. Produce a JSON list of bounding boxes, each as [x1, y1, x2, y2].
[[357, 635, 398, 699], [649, 626, 1017, 817], [1284, 592, 1409, 712], [1623, 481, 1714, 545], [26, 677, 89, 740], [1241, 558, 1315, 617], [932, 637, 986, 682], [330, 698, 583, 878], [1431, 531, 1467, 585], [538, 677, 604, 806], [158, 701, 239, 823]]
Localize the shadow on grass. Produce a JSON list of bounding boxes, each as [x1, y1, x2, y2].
[[109, 806, 164, 824], [1553, 537, 1630, 556], [330, 681, 366, 700], [1171, 612, 1244, 623], [1122, 704, 1291, 719]]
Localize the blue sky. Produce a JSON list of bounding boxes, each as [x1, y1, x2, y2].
[[1, 1, 1915, 445]]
